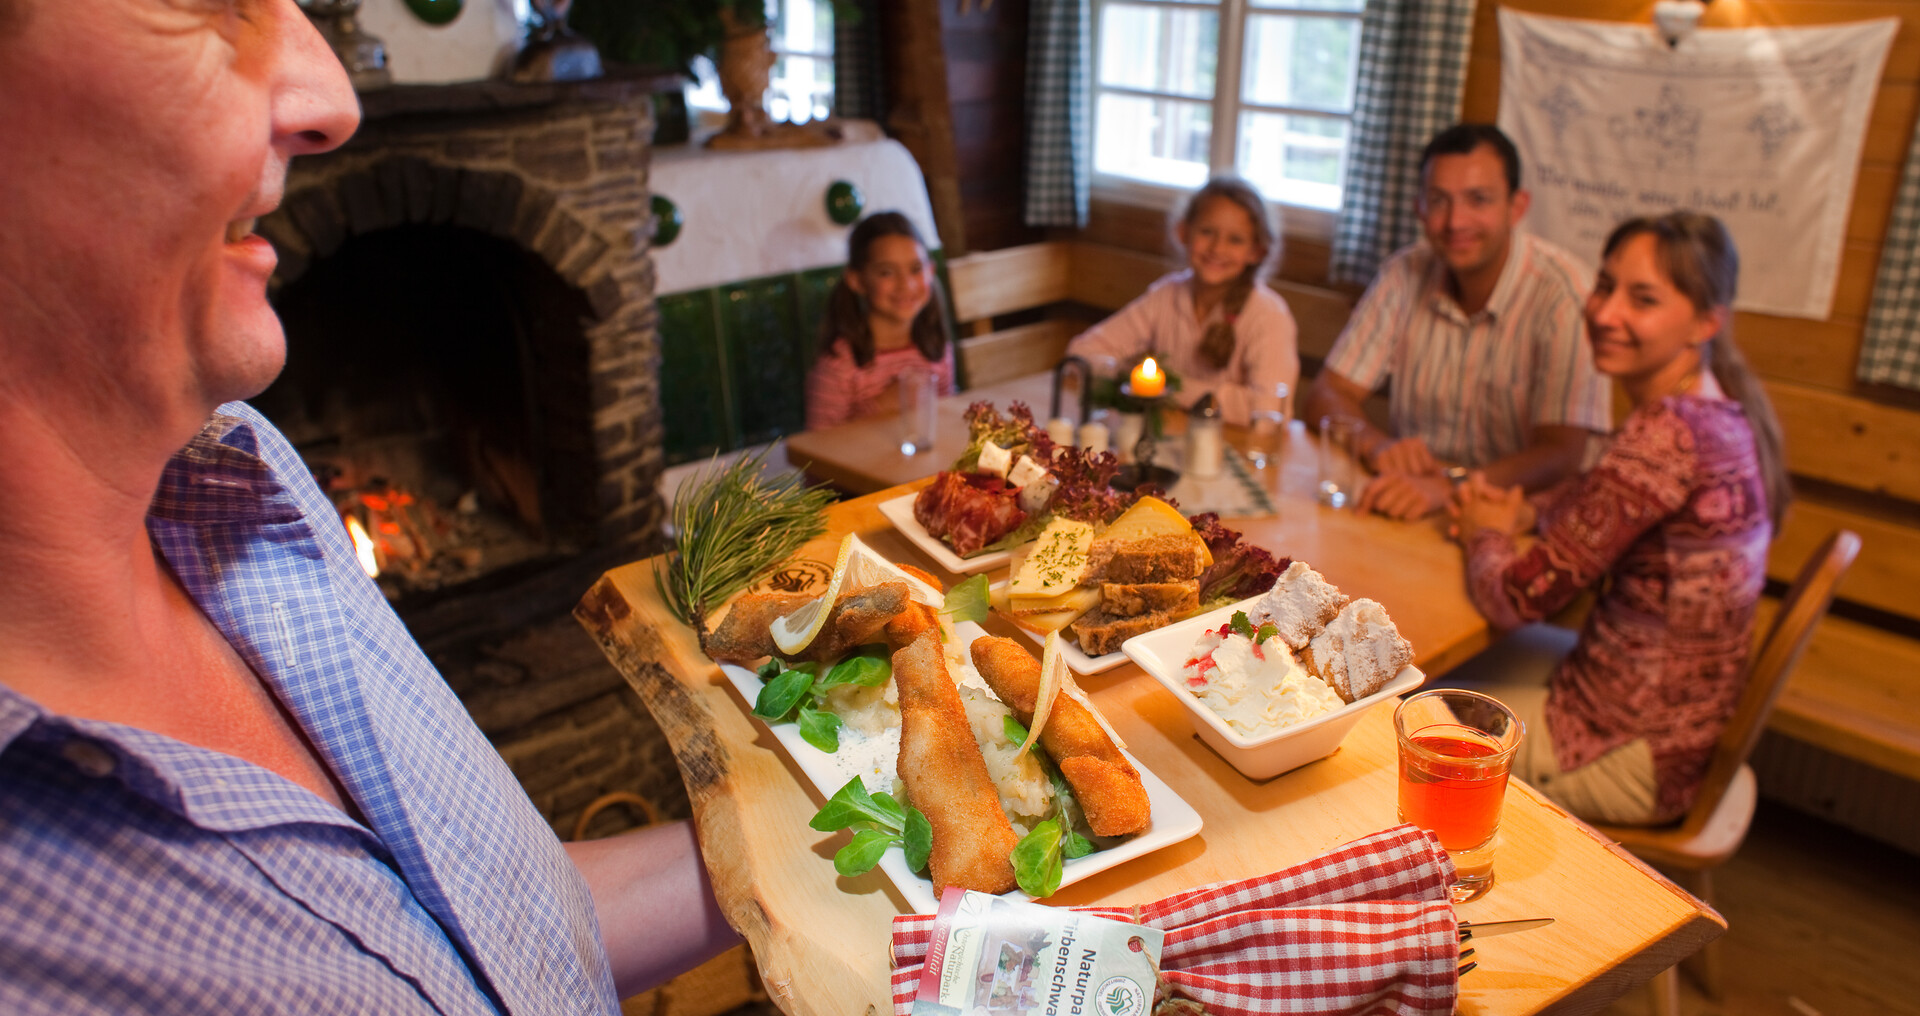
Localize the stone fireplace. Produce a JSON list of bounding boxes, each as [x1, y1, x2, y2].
[[252, 75, 689, 839]]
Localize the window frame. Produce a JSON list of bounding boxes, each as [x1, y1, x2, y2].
[[1088, 0, 1364, 241]]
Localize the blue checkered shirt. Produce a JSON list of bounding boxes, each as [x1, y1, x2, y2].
[[0, 404, 619, 1015]]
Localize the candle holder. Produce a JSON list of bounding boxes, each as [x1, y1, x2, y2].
[[1110, 384, 1180, 493]]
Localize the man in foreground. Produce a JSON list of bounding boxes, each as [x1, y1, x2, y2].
[[0, 1, 735, 1010], [1302, 124, 1611, 519]]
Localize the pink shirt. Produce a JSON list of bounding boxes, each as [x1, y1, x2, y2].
[[805, 339, 957, 431], [1324, 233, 1611, 467], [1064, 270, 1300, 426], [1464, 396, 1772, 821]]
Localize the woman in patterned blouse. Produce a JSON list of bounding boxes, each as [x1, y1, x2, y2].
[[1447, 211, 1789, 825]]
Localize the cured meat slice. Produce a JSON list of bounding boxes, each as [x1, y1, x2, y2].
[[912, 471, 1028, 556]]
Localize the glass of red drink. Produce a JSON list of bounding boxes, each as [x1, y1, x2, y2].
[[1393, 689, 1524, 902]]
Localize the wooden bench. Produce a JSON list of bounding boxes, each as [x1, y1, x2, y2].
[[944, 240, 1357, 388], [946, 240, 1920, 800]]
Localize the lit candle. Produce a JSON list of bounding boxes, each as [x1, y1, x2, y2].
[[1129, 356, 1165, 398]]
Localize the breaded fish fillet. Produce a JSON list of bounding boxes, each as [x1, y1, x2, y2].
[[894, 632, 1019, 895], [704, 583, 911, 664], [968, 636, 1151, 837]]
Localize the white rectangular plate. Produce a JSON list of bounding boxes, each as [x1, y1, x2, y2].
[[876, 492, 1016, 575], [988, 580, 1130, 675], [719, 620, 1203, 913], [1124, 599, 1425, 779]]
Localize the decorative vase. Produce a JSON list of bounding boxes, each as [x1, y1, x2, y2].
[[709, 9, 775, 147], [512, 0, 603, 83]]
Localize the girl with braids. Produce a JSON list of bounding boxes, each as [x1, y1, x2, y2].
[[1445, 211, 1787, 826], [805, 211, 956, 430], [1064, 176, 1298, 426]]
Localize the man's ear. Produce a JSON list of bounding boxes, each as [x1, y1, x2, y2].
[[1509, 188, 1532, 222]]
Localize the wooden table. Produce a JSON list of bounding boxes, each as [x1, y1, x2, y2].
[[577, 478, 1725, 1015], [787, 372, 1057, 495]]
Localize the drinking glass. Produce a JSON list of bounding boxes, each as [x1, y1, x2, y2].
[[1316, 415, 1363, 508], [897, 368, 939, 456], [1393, 689, 1524, 902], [1246, 382, 1292, 471]]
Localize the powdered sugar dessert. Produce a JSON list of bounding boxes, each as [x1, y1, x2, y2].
[[1180, 622, 1344, 737], [1252, 561, 1348, 650], [1301, 598, 1413, 703]]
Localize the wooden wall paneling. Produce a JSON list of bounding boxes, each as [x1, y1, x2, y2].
[[885, 0, 968, 255], [941, 0, 1041, 252], [1773, 498, 1920, 618], [1734, 314, 1865, 392], [1770, 381, 1920, 501]]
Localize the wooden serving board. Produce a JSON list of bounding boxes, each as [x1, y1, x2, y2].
[[576, 483, 1724, 1015]]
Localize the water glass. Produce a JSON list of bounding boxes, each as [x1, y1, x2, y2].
[[897, 368, 939, 456], [1393, 690, 1524, 903], [1246, 382, 1292, 471], [1317, 415, 1363, 508]]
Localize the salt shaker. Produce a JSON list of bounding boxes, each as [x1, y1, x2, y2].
[[1046, 417, 1077, 447], [1186, 394, 1224, 479]]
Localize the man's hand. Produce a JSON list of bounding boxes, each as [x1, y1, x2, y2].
[[1355, 471, 1451, 519], [1369, 436, 1439, 476]]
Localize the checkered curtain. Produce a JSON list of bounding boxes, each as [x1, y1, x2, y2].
[[833, 0, 884, 121], [1858, 106, 1920, 390], [1024, 0, 1091, 227], [1330, 0, 1476, 286]]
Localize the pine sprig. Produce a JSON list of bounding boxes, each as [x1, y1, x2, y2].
[[653, 445, 836, 636]]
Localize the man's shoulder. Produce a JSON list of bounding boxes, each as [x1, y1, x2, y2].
[[1513, 234, 1593, 299]]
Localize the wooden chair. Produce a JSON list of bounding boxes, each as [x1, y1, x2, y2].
[[1594, 528, 1861, 1016]]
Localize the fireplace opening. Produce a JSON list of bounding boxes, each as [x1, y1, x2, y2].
[[256, 223, 600, 605]]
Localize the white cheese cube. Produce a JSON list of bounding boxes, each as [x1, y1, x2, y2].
[[977, 441, 1013, 477], [1007, 453, 1049, 489]]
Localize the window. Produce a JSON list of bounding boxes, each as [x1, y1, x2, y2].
[[1091, 0, 1363, 211], [686, 0, 837, 125]]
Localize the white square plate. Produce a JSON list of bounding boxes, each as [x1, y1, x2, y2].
[[876, 493, 1016, 575], [988, 580, 1131, 675], [719, 620, 1203, 912], [1124, 600, 1426, 779]]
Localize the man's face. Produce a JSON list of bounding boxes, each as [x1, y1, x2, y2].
[[0, 0, 358, 417], [1416, 143, 1529, 284]]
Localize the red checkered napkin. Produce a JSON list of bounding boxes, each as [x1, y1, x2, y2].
[[890, 824, 1459, 1016]]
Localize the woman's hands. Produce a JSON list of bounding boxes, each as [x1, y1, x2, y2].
[[1448, 473, 1535, 542]]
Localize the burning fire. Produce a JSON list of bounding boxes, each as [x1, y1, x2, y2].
[[344, 514, 380, 579]]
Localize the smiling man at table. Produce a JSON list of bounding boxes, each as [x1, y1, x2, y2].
[[1302, 124, 1611, 520], [0, 1, 734, 1012]]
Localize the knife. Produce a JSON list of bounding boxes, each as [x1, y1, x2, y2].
[[1457, 917, 1554, 940]]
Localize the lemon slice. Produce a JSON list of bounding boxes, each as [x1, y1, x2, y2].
[[768, 534, 945, 656]]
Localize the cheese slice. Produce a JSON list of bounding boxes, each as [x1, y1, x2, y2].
[[1007, 517, 1095, 600], [1007, 584, 1100, 617], [1099, 495, 1213, 567]]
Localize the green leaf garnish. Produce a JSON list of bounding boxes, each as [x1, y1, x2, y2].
[[1004, 715, 1029, 746], [1063, 829, 1095, 859], [1012, 820, 1068, 898], [903, 808, 933, 873], [819, 647, 890, 690], [941, 573, 992, 623], [1229, 610, 1255, 640], [797, 705, 842, 753], [811, 779, 930, 878], [835, 829, 897, 876], [1255, 622, 1280, 645], [756, 659, 783, 681], [752, 667, 814, 720]]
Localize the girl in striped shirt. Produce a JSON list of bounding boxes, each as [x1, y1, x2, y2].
[[804, 212, 956, 430]]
